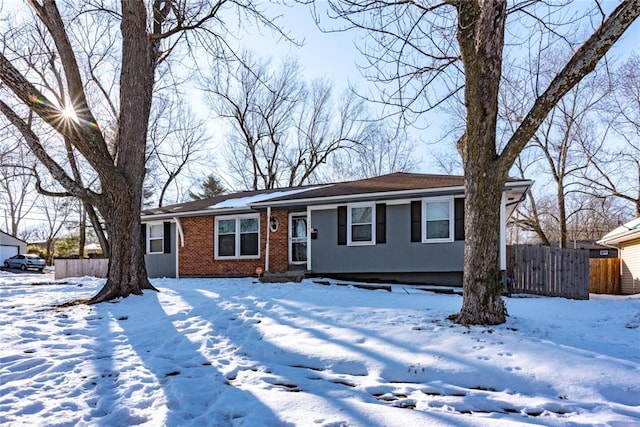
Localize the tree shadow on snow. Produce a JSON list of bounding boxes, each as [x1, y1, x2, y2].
[[96, 291, 286, 426], [174, 286, 509, 426]]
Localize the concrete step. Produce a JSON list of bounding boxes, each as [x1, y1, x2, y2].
[[259, 270, 307, 283]]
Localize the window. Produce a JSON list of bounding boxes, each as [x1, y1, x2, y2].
[[422, 197, 454, 243], [215, 214, 260, 259], [347, 203, 375, 245], [147, 223, 164, 254]]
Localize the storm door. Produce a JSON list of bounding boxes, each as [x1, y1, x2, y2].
[[289, 214, 308, 264]]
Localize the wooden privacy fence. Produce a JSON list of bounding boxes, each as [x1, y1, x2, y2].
[[54, 258, 108, 280], [506, 245, 589, 300], [589, 258, 621, 294]]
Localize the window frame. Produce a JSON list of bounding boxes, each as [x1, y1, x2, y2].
[[147, 222, 165, 254], [421, 196, 454, 243], [289, 213, 308, 264], [214, 214, 260, 260], [347, 202, 376, 246]]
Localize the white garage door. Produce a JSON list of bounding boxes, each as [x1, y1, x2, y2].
[[0, 245, 19, 262]]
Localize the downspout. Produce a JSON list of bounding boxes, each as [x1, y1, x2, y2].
[[172, 217, 184, 279], [500, 192, 506, 271], [307, 207, 311, 271], [265, 206, 271, 272]]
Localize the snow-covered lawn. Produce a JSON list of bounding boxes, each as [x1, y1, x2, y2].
[[1, 272, 638, 426]]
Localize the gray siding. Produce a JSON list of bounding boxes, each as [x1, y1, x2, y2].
[[310, 204, 464, 275], [144, 223, 177, 278]]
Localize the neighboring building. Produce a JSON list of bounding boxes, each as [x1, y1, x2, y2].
[[141, 172, 532, 286], [598, 218, 640, 295], [0, 231, 27, 262], [555, 240, 618, 259]]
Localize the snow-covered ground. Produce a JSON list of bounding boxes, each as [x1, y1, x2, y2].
[[1, 272, 638, 426]]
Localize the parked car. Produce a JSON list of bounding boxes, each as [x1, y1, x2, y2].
[[3, 254, 46, 271]]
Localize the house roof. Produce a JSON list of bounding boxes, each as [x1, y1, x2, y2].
[[598, 217, 640, 247], [0, 230, 27, 245], [141, 172, 532, 221], [254, 173, 468, 206], [142, 185, 324, 218]]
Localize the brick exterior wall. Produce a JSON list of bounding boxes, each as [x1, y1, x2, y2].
[[178, 208, 291, 277]]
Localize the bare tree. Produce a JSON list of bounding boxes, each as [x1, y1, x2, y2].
[[0, 140, 37, 236], [205, 52, 373, 189], [324, 0, 640, 324], [505, 50, 610, 248], [330, 125, 418, 180], [0, 1, 288, 303], [582, 53, 640, 217], [145, 94, 210, 207], [31, 195, 74, 265]]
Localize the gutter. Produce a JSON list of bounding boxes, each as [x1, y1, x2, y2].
[[597, 240, 620, 249], [142, 206, 253, 222], [142, 180, 533, 220], [597, 230, 640, 248]]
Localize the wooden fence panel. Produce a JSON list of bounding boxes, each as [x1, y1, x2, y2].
[[506, 245, 589, 300], [589, 258, 621, 294], [54, 259, 108, 280]]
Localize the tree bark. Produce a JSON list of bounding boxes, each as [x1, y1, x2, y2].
[[89, 190, 155, 303], [89, 0, 158, 303], [453, 0, 509, 325], [457, 167, 507, 325], [79, 204, 86, 258]]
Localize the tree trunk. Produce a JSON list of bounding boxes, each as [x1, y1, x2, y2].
[[454, 0, 508, 325], [79, 204, 86, 258], [558, 183, 567, 248], [85, 202, 109, 257], [89, 189, 156, 303], [89, 0, 158, 303], [456, 167, 507, 325]]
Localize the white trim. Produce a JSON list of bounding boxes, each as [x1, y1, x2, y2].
[[347, 202, 376, 246], [142, 207, 255, 222], [500, 192, 506, 270], [385, 199, 412, 206], [265, 207, 271, 272], [146, 222, 165, 254], [308, 204, 341, 212], [421, 196, 454, 243], [253, 182, 530, 208], [173, 217, 185, 247], [306, 209, 312, 271], [141, 181, 533, 221], [175, 221, 180, 279], [289, 213, 308, 265], [214, 213, 260, 260]]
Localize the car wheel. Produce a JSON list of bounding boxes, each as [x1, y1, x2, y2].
[[3, 262, 8, 268], [20, 264, 26, 271]]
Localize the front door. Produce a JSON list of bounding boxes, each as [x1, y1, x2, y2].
[[289, 214, 308, 265]]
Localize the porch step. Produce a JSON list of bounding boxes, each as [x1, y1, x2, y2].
[[259, 270, 307, 283]]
